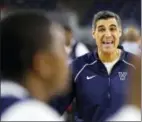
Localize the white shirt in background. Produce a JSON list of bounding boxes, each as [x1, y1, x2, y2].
[[65, 39, 89, 64], [65, 40, 89, 57], [75, 42, 89, 57], [122, 41, 141, 56], [106, 105, 141, 121]]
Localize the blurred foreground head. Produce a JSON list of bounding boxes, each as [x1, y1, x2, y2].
[[129, 57, 141, 108], [1, 9, 69, 101]]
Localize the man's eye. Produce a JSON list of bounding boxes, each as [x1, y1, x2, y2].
[[98, 28, 105, 32], [110, 28, 116, 31]]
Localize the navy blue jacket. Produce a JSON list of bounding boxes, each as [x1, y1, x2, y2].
[[50, 49, 136, 122]]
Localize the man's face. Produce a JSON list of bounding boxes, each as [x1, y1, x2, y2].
[[35, 23, 69, 98], [92, 18, 122, 54]]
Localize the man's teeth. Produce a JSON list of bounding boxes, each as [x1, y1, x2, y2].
[[102, 41, 113, 44]]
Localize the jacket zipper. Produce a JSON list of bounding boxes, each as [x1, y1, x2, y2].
[[108, 77, 111, 99]]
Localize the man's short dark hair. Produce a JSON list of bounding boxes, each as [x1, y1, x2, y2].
[[92, 10, 122, 30], [1, 9, 53, 81]]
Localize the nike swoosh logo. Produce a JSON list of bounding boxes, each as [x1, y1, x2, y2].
[[86, 75, 97, 80]]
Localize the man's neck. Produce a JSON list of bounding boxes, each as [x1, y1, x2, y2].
[[98, 49, 120, 62], [22, 73, 50, 102]]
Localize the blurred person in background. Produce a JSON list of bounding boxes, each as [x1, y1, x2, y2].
[[63, 25, 89, 121], [1, 9, 69, 121], [64, 25, 89, 64], [122, 26, 141, 56], [50, 10, 137, 122], [107, 57, 141, 121]]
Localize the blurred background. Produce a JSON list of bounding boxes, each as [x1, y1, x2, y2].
[[0, 0, 141, 51]]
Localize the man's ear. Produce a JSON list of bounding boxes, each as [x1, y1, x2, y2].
[[119, 28, 122, 37], [92, 30, 96, 39], [32, 51, 51, 78]]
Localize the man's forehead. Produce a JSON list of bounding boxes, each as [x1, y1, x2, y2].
[[96, 18, 118, 28]]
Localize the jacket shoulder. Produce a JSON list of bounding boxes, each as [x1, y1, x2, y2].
[[71, 52, 97, 77], [123, 51, 140, 70]]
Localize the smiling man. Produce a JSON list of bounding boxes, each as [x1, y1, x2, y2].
[[50, 11, 137, 122]]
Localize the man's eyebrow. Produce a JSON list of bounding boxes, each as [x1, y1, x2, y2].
[[97, 24, 117, 29], [97, 25, 104, 28], [110, 24, 117, 27]]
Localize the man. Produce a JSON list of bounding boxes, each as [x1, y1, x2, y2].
[[1, 10, 69, 121], [107, 57, 141, 121], [122, 26, 141, 56], [50, 10, 137, 122], [64, 25, 89, 63]]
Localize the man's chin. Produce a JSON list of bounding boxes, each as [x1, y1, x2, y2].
[[102, 49, 115, 54]]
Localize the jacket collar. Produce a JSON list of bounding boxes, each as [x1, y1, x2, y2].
[[93, 45, 125, 61]]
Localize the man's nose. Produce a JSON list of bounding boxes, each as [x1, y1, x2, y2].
[[104, 30, 111, 37]]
